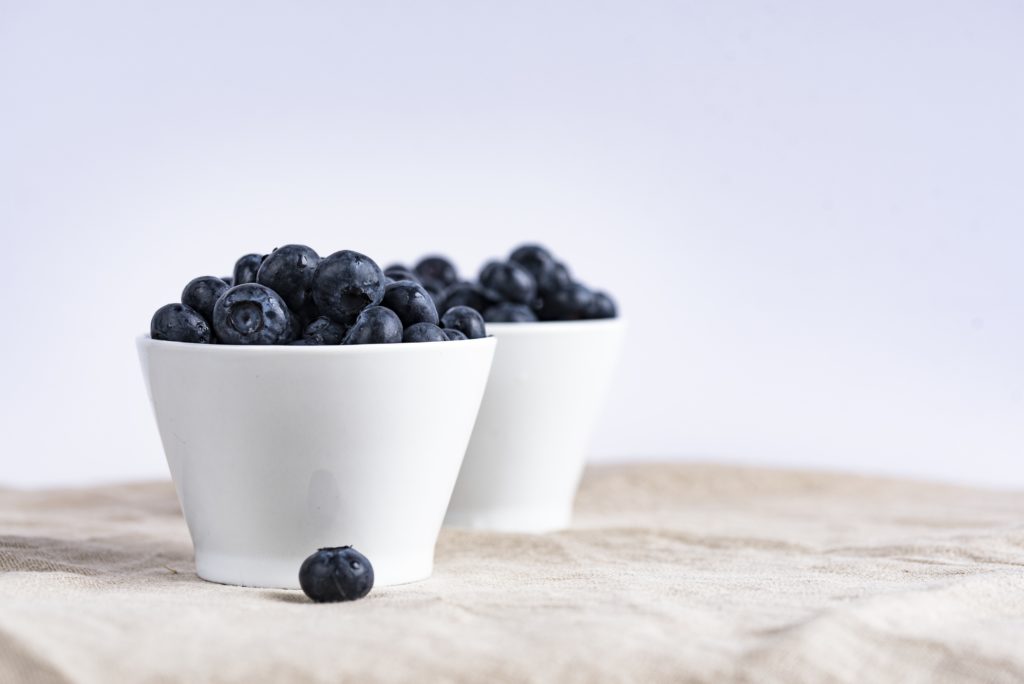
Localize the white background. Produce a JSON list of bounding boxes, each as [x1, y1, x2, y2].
[[1, 1, 1021, 488]]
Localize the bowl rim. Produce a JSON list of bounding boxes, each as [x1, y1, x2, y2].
[[483, 317, 625, 335], [137, 333, 496, 355]]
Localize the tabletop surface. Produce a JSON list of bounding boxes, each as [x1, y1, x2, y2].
[[1, 463, 1022, 684]]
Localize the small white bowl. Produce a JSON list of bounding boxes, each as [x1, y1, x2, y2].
[[444, 319, 626, 532], [137, 335, 496, 588]]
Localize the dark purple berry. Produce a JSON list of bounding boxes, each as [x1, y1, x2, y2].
[[509, 244, 556, 282], [312, 250, 386, 324], [441, 306, 487, 339], [181, 276, 230, 323], [435, 282, 499, 317], [151, 303, 213, 343], [483, 302, 538, 323], [382, 280, 439, 328], [402, 322, 448, 343], [384, 266, 420, 284], [480, 261, 536, 305], [342, 306, 403, 345], [584, 291, 617, 319], [414, 256, 458, 289], [212, 283, 293, 345], [256, 244, 320, 315], [298, 546, 374, 603], [536, 282, 594, 321], [537, 262, 571, 295], [233, 253, 264, 285], [302, 316, 348, 345]]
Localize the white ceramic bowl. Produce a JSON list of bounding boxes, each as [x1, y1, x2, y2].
[[137, 335, 496, 588], [444, 319, 625, 532]]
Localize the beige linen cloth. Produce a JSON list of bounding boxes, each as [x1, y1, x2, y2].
[[1, 463, 1022, 684]]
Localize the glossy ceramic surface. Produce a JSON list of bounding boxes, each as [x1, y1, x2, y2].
[[444, 319, 625, 532], [138, 335, 496, 588]]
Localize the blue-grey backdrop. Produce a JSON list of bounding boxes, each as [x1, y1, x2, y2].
[[1, 0, 1021, 486]]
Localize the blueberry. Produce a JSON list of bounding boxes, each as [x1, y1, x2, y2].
[[414, 256, 458, 289], [441, 305, 487, 339], [417, 278, 446, 301], [509, 244, 556, 282], [221, 276, 234, 286], [384, 266, 419, 284], [483, 302, 538, 323], [426, 288, 445, 316], [536, 261, 571, 295], [233, 253, 264, 285], [151, 303, 213, 343], [536, 282, 594, 321], [435, 281, 498, 317], [478, 260, 501, 284], [302, 316, 348, 345], [402, 322, 448, 343], [257, 244, 320, 315], [382, 280, 439, 328], [585, 291, 617, 319], [298, 546, 374, 603], [181, 276, 230, 323], [342, 306, 403, 345], [479, 261, 536, 305], [442, 328, 468, 341], [285, 310, 302, 342], [312, 250, 386, 323], [292, 299, 323, 330], [212, 283, 293, 344]]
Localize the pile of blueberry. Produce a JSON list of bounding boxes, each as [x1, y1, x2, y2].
[[407, 244, 617, 324], [150, 246, 487, 345]]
